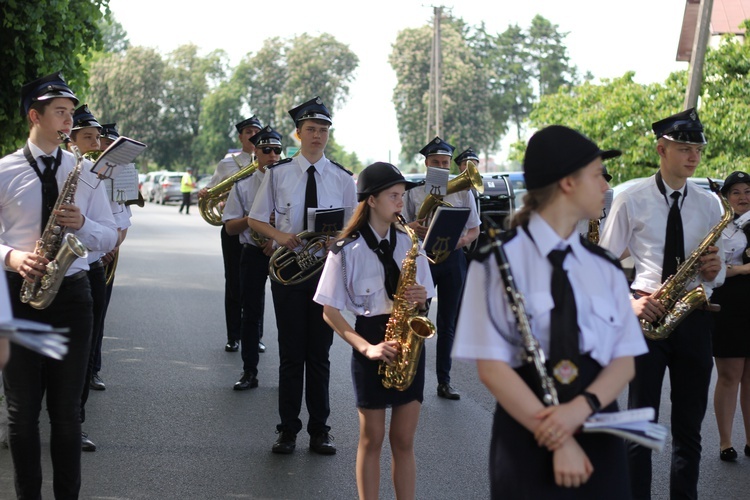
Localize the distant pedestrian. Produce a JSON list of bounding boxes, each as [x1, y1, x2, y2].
[[179, 168, 196, 214]]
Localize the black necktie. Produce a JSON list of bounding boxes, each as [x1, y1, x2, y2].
[[662, 191, 684, 282], [547, 247, 580, 402], [304, 165, 318, 230], [40, 155, 59, 231], [360, 224, 401, 300]]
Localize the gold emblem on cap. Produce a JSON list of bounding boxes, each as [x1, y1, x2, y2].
[[689, 110, 697, 121]]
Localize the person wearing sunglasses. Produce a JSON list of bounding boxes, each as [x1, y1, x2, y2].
[[222, 126, 282, 391], [200, 116, 263, 354]]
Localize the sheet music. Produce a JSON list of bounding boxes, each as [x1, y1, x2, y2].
[[106, 163, 140, 203], [90, 136, 147, 179], [425, 167, 449, 198]]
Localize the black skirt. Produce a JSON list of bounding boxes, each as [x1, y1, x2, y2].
[[711, 274, 750, 357], [351, 314, 425, 409], [489, 356, 631, 500]]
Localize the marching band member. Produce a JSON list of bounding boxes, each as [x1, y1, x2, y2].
[[599, 108, 725, 499], [453, 125, 645, 498], [403, 137, 480, 400], [1, 72, 117, 499], [314, 162, 433, 500], [222, 126, 281, 391], [248, 96, 357, 455], [200, 116, 262, 353], [710, 171, 750, 461]]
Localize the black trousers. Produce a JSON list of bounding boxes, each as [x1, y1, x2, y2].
[[81, 263, 106, 423], [4, 271, 93, 500], [270, 277, 334, 435], [221, 226, 242, 343], [627, 310, 713, 500], [178, 192, 191, 213], [239, 244, 269, 375], [429, 249, 467, 384]]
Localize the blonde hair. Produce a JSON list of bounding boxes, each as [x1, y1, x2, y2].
[[338, 200, 371, 240]]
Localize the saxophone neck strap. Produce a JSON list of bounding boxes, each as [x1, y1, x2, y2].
[[23, 143, 62, 181], [655, 171, 687, 209]]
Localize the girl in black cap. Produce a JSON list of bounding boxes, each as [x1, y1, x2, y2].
[[711, 171, 750, 461], [453, 126, 646, 498], [314, 162, 434, 500]]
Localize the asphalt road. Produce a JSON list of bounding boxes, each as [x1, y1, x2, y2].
[[1, 201, 748, 499]]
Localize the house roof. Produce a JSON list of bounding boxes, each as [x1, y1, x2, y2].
[[677, 0, 750, 61]]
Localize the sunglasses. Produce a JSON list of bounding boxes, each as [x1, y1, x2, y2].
[[261, 147, 282, 155]]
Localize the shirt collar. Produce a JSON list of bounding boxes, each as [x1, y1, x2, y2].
[[297, 153, 327, 175], [527, 212, 583, 264], [27, 139, 59, 161], [367, 222, 389, 243]]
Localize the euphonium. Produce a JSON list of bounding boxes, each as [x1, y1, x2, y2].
[[20, 132, 89, 310], [379, 215, 436, 391], [199, 154, 258, 226], [641, 178, 733, 340], [268, 231, 332, 285]]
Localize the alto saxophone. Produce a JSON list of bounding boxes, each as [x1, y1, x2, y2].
[[641, 178, 733, 340], [379, 215, 436, 391], [20, 132, 89, 310], [199, 154, 257, 226]]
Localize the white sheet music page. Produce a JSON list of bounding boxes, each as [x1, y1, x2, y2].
[[424, 167, 449, 198], [90, 136, 147, 179]]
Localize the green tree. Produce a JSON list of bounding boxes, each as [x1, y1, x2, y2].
[[194, 80, 243, 169], [0, 0, 111, 155], [492, 24, 534, 141], [278, 33, 359, 125], [233, 38, 289, 127], [87, 47, 166, 166], [526, 15, 578, 97], [98, 16, 130, 53]]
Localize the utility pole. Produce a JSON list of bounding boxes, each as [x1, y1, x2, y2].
[[426, 6, 443, 142], [684, 0, 714, 109]]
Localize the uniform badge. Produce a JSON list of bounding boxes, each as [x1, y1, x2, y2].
[[553, 360, 579, 385], [689, 109, 697, 121]]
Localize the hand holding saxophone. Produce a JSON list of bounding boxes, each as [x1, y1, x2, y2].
[[401, 283, 427, 309], [631, 295, 667, 323], [363, 340, 399, 365], [7, 250, 49, 283], [698, 244, 721, 281], [407, 219, 428, 239], [54, 203, 84, 230]]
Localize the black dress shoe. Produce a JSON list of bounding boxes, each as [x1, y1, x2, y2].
[[225, 340, 239, 352], [258, 341, 266, 353], [233, 372, 258, 391], [310, 431, 336, 455], [81, 432, 96, 452], [437, 383, 460, 400], [745, 444, 750, 457], [272, 431, 297, 454], [720, 447, 738, 461], [90, 373, 106, 391]]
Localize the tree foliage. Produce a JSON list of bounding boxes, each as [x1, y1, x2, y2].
[[0, 0, 110, 155]]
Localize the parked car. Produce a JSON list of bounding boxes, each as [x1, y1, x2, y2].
[[140, 170, 169, 202], [190, 176, 212, 205], [153, 172, 187, 205]]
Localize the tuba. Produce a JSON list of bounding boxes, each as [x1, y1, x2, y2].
[[379, 215, 436, 391], [415, 160, 483, 263], [641, 179, 733, 340], [20, 132, 89, 310], [268, 232, 333, 285], [199, 154, 257, 226]]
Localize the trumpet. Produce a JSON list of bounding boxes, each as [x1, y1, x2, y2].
[[199, 155, 257, 226]]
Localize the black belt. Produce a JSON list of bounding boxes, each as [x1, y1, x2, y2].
[[65, 270, 88, 282], [89, 259, 104, 270]]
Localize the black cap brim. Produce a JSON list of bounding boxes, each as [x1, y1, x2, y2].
[[357, 180, 419, 202]]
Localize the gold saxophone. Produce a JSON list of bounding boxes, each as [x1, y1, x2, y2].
[[642, 178, 733, 340], [20, 132, 89, 310], [199, 154, 257, 226], [379, 215, 436, 391]]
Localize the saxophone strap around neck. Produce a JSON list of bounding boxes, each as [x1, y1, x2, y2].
[[24, 143, 63, 233]]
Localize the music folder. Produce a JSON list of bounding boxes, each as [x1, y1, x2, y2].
[[422, 206, 470, 263], [89, 136, 147, 180], [312, 207, 346, 234]]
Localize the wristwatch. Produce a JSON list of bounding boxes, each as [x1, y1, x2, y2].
[[582, 391, 601, 415]]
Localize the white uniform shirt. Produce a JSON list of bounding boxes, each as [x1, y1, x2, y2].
[[599, 175, 726, 294], [403, 184, 481, 231], [208, 151, 252, 188], [314, 226, 435, 316], [452, 213, 647, 367], [721, 212, 750, 267], [85, 160, 133, 264], [249, 154, 357, 235], [222, 169, 266, 246], [0, 141, 118, 275]]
